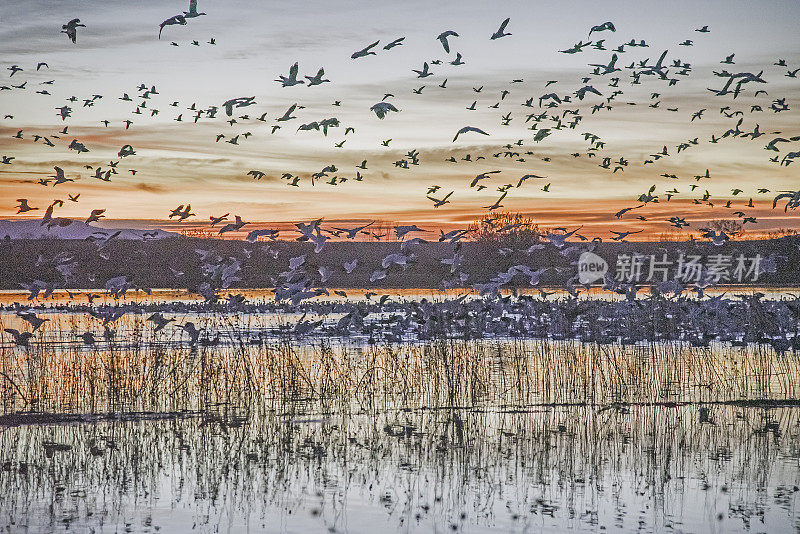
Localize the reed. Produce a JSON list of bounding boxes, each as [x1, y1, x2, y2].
[[2, 312, 798, 415]]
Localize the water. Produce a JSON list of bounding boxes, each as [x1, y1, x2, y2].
[[2, 285, 797, 307], [1, 289, 799, 532], [1, 404, 798, 533]]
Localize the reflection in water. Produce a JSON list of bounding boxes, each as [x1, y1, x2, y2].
[[0, 405, 798, 533], [1, 299, 799, 532]]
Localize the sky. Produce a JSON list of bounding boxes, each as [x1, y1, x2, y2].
[[0, 0, 798, 239]]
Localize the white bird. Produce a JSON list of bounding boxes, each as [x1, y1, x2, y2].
[[318, 266, 333, 283], [343, 259, 358, 273]]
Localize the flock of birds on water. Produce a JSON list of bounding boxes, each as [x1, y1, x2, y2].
[[2, 2, 800, 352]]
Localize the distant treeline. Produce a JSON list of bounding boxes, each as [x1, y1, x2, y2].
[[0, 235, 798, 291]]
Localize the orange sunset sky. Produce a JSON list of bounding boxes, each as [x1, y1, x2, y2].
[[1, 0, 798, 241]]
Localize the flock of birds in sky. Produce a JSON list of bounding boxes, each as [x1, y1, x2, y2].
[[3, 2, 800, 236], [1, 1, 800, 343]]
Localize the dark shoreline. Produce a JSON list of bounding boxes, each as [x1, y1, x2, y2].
[[1, 235, 798, 291]]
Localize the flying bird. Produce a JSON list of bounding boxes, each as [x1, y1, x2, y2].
[[370, 101, 399, 119], [86, 209, 106, 223], [383, 37, 405, 50], [453, 126, 490, 142], [436, 30, 458, 53], [15, 199, 38, 213], [159, 14, 186, 39], [588, 21, 615, 37], [62, 18, 85, 43], [276, 62, 304, 87], [490, 18, 511, 40], [183, 0, 206, 18], [351, 40, 380, 59]]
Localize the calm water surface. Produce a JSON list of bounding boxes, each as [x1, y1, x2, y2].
[[0, 288, 798, 532]]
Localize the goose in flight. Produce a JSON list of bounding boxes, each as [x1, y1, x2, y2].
[[543, 226, 583, 248], [484, 191, 507, 211], [17, 311, 49, 332], [3, 328, 34, 346], [222, 96, 255, 116], [334, 221, 374, 239], [147, 312, 175, 332], [574, 85, 602, 100], [159, 14, 186, 39], [700, 228, 729, 246], [276, 103, 298, 122], [276, 63, 304, 87], [209, 213, 229, 225], [588, 21, 615, 37], [517, 174, 546, 187], [246, 229, 279, 242], [394, 225, 425, 239], [62, 18, 85, 44], [384, 37, 405, 50], [471, 170, 500, 187], [219, 215, 247, 234], [490, 18, 511, 39], [86, 209, 106, 223], [180, 322, 201, 345], [370, 101, 399, 119], [343, 259, 358, 273], [773, 190, 800, 211], [169, 204, 194, 221], [437, 30, 458, 53], [51, 166, 74, 186], [15, 199, 38, 213], [183, 0, 206, 18], [428, 191, 453, 207], [413, 62, 433, 78], [610, 229, 643, 242], [304, 68, 330, 86], [351, 40, 380, 59], [453, 126, 489, 142]]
